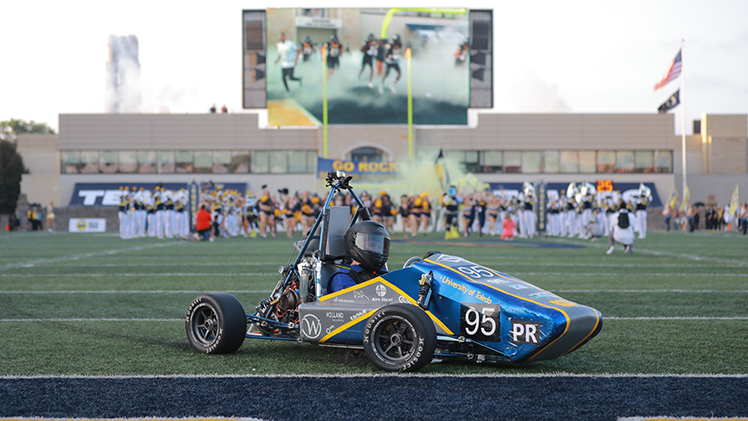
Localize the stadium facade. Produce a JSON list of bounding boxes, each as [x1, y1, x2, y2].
[[17, 112, 748, 212]]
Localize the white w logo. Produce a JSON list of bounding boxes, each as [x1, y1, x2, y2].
[[301, 314, 322, 339]]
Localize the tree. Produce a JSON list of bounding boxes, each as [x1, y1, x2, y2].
[[0, 139, 27, 214], [0, 119, 56, 143]]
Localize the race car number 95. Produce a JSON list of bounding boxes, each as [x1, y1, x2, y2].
[[457, 265, 495, 279], [460, 305, 501, 342]]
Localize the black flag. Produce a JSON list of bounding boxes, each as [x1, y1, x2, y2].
[[658, 89, 680, 114]]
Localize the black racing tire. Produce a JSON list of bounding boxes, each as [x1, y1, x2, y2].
[[185, 293, 246, 354], [362, 303, 436, 372]]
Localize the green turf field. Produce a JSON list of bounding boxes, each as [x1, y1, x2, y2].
[[0, 231, 746, 375]]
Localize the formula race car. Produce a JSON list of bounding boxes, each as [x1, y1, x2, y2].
[[186, 171, 603, 372]]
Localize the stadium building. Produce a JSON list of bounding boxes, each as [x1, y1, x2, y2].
[[17, 112, 748, 209]]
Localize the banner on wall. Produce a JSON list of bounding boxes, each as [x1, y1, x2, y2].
[[69, 183, 247, 207], [68, 218, 107, 233], [317, 157, 399, 179]]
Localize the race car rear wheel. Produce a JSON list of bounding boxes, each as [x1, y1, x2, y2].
[[363, 304, 436, 372], [186, 293, 246, 354]]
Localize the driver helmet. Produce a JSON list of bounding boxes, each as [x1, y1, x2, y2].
[[344, 221, 390, 272]]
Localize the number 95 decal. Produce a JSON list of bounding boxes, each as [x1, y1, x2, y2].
[[460, 305, 501, 342]]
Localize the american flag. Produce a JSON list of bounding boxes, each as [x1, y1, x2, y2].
[[654, 49, 682, 92]]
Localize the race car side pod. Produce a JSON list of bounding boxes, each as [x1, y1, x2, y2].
[[417, 271, 434, 310]]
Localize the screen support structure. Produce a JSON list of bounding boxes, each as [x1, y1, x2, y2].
[[380, 8, 467, 161]]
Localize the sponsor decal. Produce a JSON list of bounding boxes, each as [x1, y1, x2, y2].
[[510, 321, 540, 345], [353, 290, 369, 300], [375, 284, 387, 297], [398, 296, 410, 304], [460, 305, 500, 342], [510, 284, 528, 290], [325, 325, 336, 334], [68, 218, 107, 233], [300, 314, 322, 339], [549, 299, 577, 307], [436, 255, 465, 263], [349, 309, 367, 321], [530, 292, 553, 298], [325, 311, 345, 323]]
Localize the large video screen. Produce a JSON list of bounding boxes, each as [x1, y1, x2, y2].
[[263, 8, 470, 126]]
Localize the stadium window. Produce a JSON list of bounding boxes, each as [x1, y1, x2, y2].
[[654, 150, 673, 173], [350, 147, 384, 162], [522, 151, 541, 173], [232, 151, 250, 174], [80, 151, 100, 174], [251, 150, 268, 173], [270, 150, 287, 174], [542, 151, 559, 173], [306, 151, 316, 173], [464, 150, 480, 173], [579, 151, 596, 173], [504, 151, 521, 173], [118, 151, 137, 173], [100, 150, 118, 174], [193, 151, 212, 174], [137, 151, 156, 174], [616, 151, 635, 173], [173, 151, 193, 173], [61, 151, 80, 174], [634, 151, 654, 173], [288, 150, 308, 173], [158, 151, 175, 174], [444, 150, 465, 163], [481, 150, 503, 173], [559, 151, 578, 173], [597, 151, 616, 173]]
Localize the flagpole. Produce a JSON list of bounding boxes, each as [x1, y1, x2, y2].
[[681, 39, 687, 201]]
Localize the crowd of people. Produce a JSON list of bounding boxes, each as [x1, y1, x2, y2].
[[115, 183, 747, 243], [662, 201, 748, 234]]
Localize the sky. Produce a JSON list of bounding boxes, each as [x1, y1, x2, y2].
[[1, 0, 746, 134]]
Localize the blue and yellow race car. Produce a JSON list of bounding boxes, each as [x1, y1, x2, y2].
[[186, 172, 603, 372]]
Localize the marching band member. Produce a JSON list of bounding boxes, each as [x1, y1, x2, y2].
[[635, 184, 651, 239], [118, 187, 129, 239], [519, 182, 535, 238], [164, 191, 175, 238]]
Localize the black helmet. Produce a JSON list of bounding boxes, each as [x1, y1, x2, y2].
[[344, 221, 390, 271]]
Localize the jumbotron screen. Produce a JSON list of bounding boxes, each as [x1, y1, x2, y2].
[[243, 8, 493, 126]]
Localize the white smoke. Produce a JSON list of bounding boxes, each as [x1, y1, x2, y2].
[[105, 35, 142, 113]]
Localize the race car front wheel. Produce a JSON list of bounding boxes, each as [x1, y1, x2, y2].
[[363, 304, 436, 372], [186, 293, 246, 354]]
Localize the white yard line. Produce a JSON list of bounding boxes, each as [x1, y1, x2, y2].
[[0, 318, 182, 322], [512, 272, 748, 277], [2, 289, 745, 294], [553, 289, 748, 293], [0, 242, 183, 271], [0, 290, 271, 294], [0, 273, 275, 277], [5, 316, 746, 322], [1, 373, 746, 379], [3, 271, 745, 277], [605, 316, 748, 320]]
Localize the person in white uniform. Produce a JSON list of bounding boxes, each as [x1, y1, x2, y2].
[[607, 203, 637, 255]]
